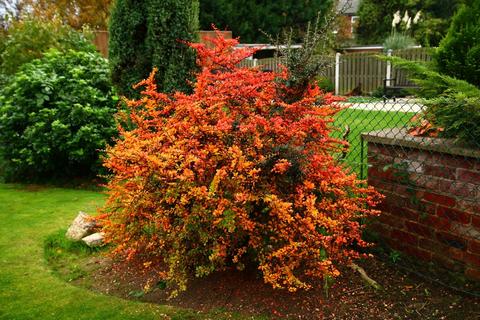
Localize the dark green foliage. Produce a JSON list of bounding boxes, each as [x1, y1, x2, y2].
[[146, 0, 199, 93], [199, 0, 333, 43], [436, 0, 480, 87], [386, 56, 479, 98], [389, 56, 480, 145], [317, 76, 334, 92], [0, 50, 118, 182], [356, 0, 406, 44], [0, 23, 7, 85], [425, 95, 480, 145], [109, 0, 199, 96], [0, 17, 96, 78], [356, 0, 460, 46], [108, 0, 149, 97]]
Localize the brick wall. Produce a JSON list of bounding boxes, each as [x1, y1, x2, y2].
[[364, 132, 480, 281]]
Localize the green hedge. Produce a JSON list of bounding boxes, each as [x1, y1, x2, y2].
[[0, 50, 118, 182]]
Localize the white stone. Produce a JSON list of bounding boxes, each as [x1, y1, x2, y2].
[[65, 211, 96, 241], [82, 232, 105, 247]]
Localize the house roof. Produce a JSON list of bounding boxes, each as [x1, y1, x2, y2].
[[337, 0, 361, 15]]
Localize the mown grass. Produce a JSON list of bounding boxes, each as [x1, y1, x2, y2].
[[43, 228, 104, 283], [0, 184, 265, 320], [333, 108, 414, 177]]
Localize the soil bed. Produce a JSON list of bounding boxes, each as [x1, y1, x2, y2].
[[75, 256, 480, 319]]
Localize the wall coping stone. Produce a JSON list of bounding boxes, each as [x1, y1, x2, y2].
[[362, 128, 480, 159]]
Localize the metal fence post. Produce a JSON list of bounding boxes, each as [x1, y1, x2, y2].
[[386, 49, 392, 87], [335, 52, 341, 95]]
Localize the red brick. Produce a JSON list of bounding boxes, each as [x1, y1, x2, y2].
[[367, 178, 392, 193], [465, 253, 480, 267], [403, 245, 432, 261], [402, 207, 420, 221], [419, 237, 448, 253], [376, 200, 391, 213], [432, 254, 458, 271], [446, 182, 477, 200], [436, 232, 467, 250], [382, 191, 409, 208], [457, 168, 480, 184], [454, 158, 476, 170], [424, 164, 456, 180], [405, 221, 433, 238], [457, 200, 480, 214], [386, 204, 419, 221], [410, 174, 451, 193], [420, 201, 437, 215], [368, 166, 396, 181], [430, 154, 475, 169], [392, 183, 410, 195], [448, 247, 465, 262], [369, 221, 391, 238], [391, 229, 418, 246], [423, 215, 451, 231], [468, 240, 480, 254], [424, 192, 456, 207], [367, 154, 394, 167], [368, 143, 395, 157], [465, 267, 480, 281], [473, 216, 480, 229], [378, 213, 405, 229], [436, 206, 471, 224]]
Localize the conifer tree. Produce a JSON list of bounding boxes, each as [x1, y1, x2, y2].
[[435, 0, 480, 87], [109, 0, 199, 96]]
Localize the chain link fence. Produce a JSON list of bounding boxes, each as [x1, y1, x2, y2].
[[334, 96, 480, 297]]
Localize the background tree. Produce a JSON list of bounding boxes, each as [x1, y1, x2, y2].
[[356, 0, 461, 46], [0, 16, 95, 81], [109, 0, 199, 96], [435, 0, 480, 87], [199, 0, 334, 43], [20, 0, 112, 30]]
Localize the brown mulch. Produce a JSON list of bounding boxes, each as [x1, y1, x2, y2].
[[79, 257, 480, 320]]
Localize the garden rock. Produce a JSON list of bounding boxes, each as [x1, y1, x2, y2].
[[65, 211, 96, 241], [82, 232, 105, 247]]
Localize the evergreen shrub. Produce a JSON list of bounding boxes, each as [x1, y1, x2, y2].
[[0, 50, 118, 181], [109, 0, 199, 96]]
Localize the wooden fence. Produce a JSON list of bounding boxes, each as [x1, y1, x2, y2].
[[93, 31, 109, 58], [238, 48, 432, 95], [93, 30, 431, 96]]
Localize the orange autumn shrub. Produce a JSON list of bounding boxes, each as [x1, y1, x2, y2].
[[99, 33, 383, 295]]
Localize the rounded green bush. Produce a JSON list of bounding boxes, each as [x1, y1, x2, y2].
[[0, 50, 118, 182], [435, 0, 480, 87]]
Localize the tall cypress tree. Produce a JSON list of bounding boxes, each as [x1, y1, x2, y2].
[[147, 0, 199, 93], [109, 0, 149, 96], [109, 0, 199, 96], [435, 0, 480, 87]]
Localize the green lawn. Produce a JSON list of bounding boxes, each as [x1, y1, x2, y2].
[[0, 184, 257, 320], [333, 108, 414, 178]]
